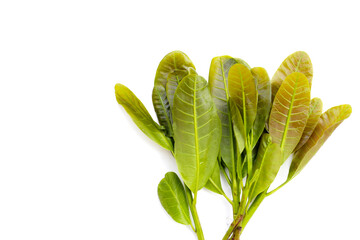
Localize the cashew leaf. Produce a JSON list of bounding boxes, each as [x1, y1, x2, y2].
[[288, 104, 352, 180], [250, 134, 282, 201], [115, 84, 173, 151], [172, 74, 221, 193], [166, 70, 191, 110], [230, 98, 245, 155], [251, 67, 271, 147], [208, 56, 240, 173], [294, 97, 323, 151], [158, 172, 191, 225], [271, 51, 313, 101], [228, 63, 258, 135], [269, 72, 310, 161], [152, 51, 195, 137], [205, 160, 224, 195]]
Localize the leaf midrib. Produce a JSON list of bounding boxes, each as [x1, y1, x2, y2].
[[280, 76, 298, 151], [164, 180, 191, 224], [240, 69, 247, 134], [193, 78, 200, 192], [220, 58, 236, 171]]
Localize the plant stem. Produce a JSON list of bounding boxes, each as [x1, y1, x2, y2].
[[266, 180, 288, 196], [208, 179, 233, 205], [191, 191, 205, 240], [220, 162, 232, 189], [231, 227, 242, 240], [232, 169, 240, 217], [185, 186, 204, 240], [222, 214, 244, 240]]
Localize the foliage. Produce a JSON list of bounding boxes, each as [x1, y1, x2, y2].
[[115, 51, 351, 240]]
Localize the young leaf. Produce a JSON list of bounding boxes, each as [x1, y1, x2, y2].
[[115, 84, 173, 151], [230, 98, 245, 155], [166, 69, 191, 110], [173, 74, 221, 193], [294, 98, 323, 151], [152, 51, 195, 137], [250, 134, 282, 201], [269, 72, 310, 161], [158, 172, 192, 225], [288, 104, 352, 180], [205, 161, 224, 195], [208, 56, 239, 173], [228, 64, 258, 135], [271, 51, 313, 101], [251, 67, 271, 147]]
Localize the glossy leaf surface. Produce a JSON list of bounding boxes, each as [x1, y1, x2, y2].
[[152, 51, 195, 137], [228, 64, 258, 134], [205, 161, 223, 195], [288, 104, 352, 179], [251, 67, 271, 147], [166, 70, 191, 110], [294, 98, 323, 151], [173, 74, 221, 192], [271, 51, 313, 101], [250, 134, 282, 200], [230, 98, 245, 155], [115, 84, 173, 151], [209, 56, 239, 172], [158, 172, 191, 225], [269, 72, 310, 161]]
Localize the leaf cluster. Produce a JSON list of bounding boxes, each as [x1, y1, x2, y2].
[[115, 51, 351, 240]]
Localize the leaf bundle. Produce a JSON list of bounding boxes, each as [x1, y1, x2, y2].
[[115, 51, 351, 240]]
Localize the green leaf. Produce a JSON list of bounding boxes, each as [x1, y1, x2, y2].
[[228, 64, 258, 135], [166, 70, 191, 110], [158, 172, 191, 225], [173, 74, 221, 193], [241, 191, 267, 229], [269, 72, 311, 161], [115, 84, 173, 151], [294, 98, 323, 151], [208, 56, 239, 173], [230, 98, 245, 155], [205, 161, 224, 195], [251, 67, 271, 147], [250, 134, 282, 201], [152, 51, 195, 137], [288, 104, 352, 180], [271, 51, 313, 101]]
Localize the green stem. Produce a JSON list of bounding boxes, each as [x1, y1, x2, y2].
[[266, 180, 288, 197], [232, 168, 240, 216], [241, 191, 267, 231], [208, 179, 233, 205], [220, 163, 232, 188], [238, 181, 249, 215], [185, 186, 204, 240], [191, 192, 205, 240]]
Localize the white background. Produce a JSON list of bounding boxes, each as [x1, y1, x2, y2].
[[0, 0, 359, 239]]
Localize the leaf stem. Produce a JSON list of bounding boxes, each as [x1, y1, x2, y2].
[[191, 191, 205, 240], [241, 191, 267, 231], [208, 179, 233, 205], [266, 180, 288, 197], [220, 163, 232, 187], [222, 214, 244, 240], [185, 186, 204, 240]]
